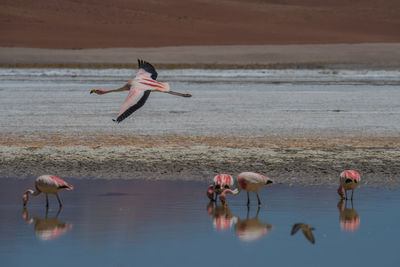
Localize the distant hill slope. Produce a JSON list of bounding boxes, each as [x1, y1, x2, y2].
[[1, 0, 400, 48]]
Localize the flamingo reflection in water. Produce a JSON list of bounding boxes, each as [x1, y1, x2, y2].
[[207, 204, 273, 242], [22, 208, 72, 241], [291, 223, 316, 244], [206, 202, 237, 231], [337, 199, 360, 232], [234, 207, 273, 242]]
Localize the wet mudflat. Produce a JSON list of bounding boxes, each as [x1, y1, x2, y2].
[[0, 178, 399, 267]]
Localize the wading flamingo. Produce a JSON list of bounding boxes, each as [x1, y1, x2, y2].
[[291, 223, 316, 244], [337, 170, 360, 200], [22, 175, 73, 208], [231, 172, 274, 206], [90, 59, 191, 123], [207, 174, 235, 202]]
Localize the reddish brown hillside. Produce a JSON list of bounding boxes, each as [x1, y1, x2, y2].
[[1, 0, 399, 48]]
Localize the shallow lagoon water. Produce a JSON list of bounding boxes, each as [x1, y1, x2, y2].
[[1, 178, 399, 267]]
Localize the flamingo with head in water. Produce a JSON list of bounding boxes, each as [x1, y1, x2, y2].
[[206, 174, 235, 202], [90, 59, 191, 123], [219, 172, 274, 206], [337, 170, 360, 200], [22, 175, 73, 208]]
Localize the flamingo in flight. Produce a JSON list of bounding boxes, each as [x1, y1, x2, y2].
[[22, 175, 73, 208], [337, 170, 360, 200], [207, 174, 235, 202], [221, 172, 274, 206], [90, 59, 192, 123]]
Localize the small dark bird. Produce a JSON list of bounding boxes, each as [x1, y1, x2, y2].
[[291, 223, 316, 244]]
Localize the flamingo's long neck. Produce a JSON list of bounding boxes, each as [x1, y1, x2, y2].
[[23, 189, 41, 206], [223, 188, 240, 196], [207, 185, 214, 200], [337, 186, 345, 199], [26, 189, 41, 196], [219, 188, 240, 204]]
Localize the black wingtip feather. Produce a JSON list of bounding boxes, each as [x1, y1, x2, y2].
[[137, 58, 158, 80]]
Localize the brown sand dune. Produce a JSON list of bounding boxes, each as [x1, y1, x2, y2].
[[1, 0, 400, 49]]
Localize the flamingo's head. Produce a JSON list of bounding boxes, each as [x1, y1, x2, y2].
[[22, 192, 29, 206], [90, 89, 106, 95], [207, 185, 214, 201], [214, 183, 230, 194], [264, 177, 274, 186], [219, 193, 227, 206], [337, 186, 345, 199]]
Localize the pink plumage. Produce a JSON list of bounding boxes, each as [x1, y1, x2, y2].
[[49, 175, 73, 190], [213, 174, 234, 192]]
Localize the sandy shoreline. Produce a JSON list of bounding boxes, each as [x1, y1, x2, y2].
[[1, 134, 399, 188], [1, 43, 400, 69]]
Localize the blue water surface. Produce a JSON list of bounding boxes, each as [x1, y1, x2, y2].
[[0, 178, 399, 267]]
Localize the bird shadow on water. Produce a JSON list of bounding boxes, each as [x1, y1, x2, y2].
[[22, 207, 72, 241], [206, 202, 273, 242]]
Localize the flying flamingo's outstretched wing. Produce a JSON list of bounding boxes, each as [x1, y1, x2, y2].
[[113, 60, 158, 123], [113, 89, 151, 123]]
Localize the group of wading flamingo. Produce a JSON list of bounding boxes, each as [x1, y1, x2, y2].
[[206, 170, 361, 206], [207, 172, 274, 206], [22, 169, 360, 207]]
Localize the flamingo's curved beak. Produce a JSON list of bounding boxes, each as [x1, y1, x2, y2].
[[22, 193, 28, 206], [90, 89, 96, 94]]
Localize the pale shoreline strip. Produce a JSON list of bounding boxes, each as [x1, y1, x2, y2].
[[1, 134, 399, 188], [1, 43, 400, 69]]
